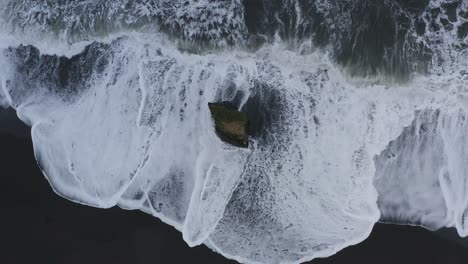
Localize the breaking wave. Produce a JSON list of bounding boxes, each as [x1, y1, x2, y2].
[[0, 0, 467, 263]]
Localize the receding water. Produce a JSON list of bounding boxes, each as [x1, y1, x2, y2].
[[0, 1, 467, 263]]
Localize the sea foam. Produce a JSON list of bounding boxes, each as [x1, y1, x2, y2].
[[0, 0, 467, 263]]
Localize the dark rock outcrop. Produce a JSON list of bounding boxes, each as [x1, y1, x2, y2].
[[208, 101, 249, 148]]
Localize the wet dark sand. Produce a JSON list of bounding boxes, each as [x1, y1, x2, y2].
[[1, 110, 468, 264]]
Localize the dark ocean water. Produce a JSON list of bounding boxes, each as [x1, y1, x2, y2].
[[1, 1, 468, 263], [1, 109, 468, 264]]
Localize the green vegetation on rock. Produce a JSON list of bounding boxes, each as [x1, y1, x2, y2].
[[208, 102, 249, 148]]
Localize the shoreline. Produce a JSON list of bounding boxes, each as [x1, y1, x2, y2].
[[1, 108, 467, 264]]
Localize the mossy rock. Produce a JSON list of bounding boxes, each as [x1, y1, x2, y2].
[[208, 101, 249, 148]]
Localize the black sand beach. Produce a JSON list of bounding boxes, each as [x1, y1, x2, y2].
[[2, 109, 468, 264]]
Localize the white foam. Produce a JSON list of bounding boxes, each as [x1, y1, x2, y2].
[[0, 0, 246, 51], [1, 1, 468, 263]]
